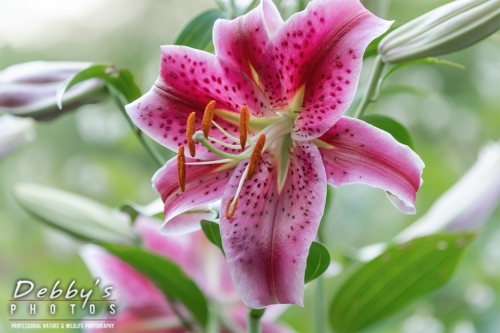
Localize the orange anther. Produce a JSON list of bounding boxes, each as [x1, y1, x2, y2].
[[247, 134, 266, 180], [186, 112, 196, 157], [201, 100, 216, 137], [177, 146, 186, 192], [225, 198, 238, 219], [239, 105, 250, 150]]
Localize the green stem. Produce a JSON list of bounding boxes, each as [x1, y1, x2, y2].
[[247, 308, 265, 333], [354, 55, 385, 119], [314, 276, 325, 333], [112, 96, 164, 167]]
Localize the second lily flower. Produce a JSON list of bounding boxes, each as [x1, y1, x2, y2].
[[127, 0, 424, 308]]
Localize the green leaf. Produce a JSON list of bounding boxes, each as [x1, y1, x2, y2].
[[329, 233, 475, 333], [362, 114, 415, 150], [201, 219, 224, 254], [305, 242, 331, 284], [56, 63, 141, 108], [101, 244, 209, 328], [174, 10, 226, 51]]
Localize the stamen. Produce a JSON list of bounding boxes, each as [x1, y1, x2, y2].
[[239, 105, 250, 150], [212, 120, 240, 144], [226, 162, 250, 218], [177, 146, 186, 192], [186, 112, 196, 157], [208, 137, 242, 150], [247, 134, 266, 180], [201, 100, 216, 137], [185, 159, 233, 166], [193, 130, 252, 160], [225, 198, 238, 219]]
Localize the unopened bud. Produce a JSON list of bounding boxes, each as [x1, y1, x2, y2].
[[0, 62, 107, 120], [13, 183, 137, 244], [379, 0, 500, 63]]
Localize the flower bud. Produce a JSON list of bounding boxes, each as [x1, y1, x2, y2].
[[0, 114, 35, 160], [13, 183, 137, 244], [0, 62, 108, 120], [379, 0, 500, 63]]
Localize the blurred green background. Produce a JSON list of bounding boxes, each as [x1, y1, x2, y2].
[[0, 0, 499, 332]]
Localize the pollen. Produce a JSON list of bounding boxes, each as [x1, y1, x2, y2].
[[247, 134, 266, 180], [239, 105, 250, 150], [201, 100, 216, 137], [186, 112, 196, 157], [177, 146, 186, 192], [226, 198, 238, 219]]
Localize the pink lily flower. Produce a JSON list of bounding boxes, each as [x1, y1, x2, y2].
[[81, 217, 293, 333], [126, 0, 424, 308]]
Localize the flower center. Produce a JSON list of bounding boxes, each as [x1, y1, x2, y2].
[[177, 101, 295, 217]]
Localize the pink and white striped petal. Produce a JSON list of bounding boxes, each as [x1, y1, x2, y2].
[[80, 244, 171, 310], [158, 45, 273, 116], [220, 143, 326, 308], [153, 156, 236, 234], [258, 0, 390, 138], [214, 0, 283, 82], [318, 117, 424, 214]]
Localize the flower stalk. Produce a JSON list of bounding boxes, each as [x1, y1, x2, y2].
[[247, 308, 265, 333], [354, 55, 385, 118]]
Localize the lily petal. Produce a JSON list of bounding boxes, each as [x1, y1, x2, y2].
[[220, 143, 326, 308], [317, 117, 424, 214], [135, 217, 199, 275], [136, 217, 239, 301], [126, 84, 241, 159], [158, 45, 272, 116], [258, 0, 390, 139], [153, 156, 236, 234], [214, 0, 283, 82], [80, 244, 170, 310]]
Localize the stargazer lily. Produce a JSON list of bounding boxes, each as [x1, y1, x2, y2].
[[127, 0, 425, 308]]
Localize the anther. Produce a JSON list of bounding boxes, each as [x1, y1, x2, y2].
[[247, 134, 266, 180], [201, 100, 216, 137], [186, 112, 196, 157], [239, 105, 250, 150], [226, 198, 238, 219], [177, 146, 186, 192]]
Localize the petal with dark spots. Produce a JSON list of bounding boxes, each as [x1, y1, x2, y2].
[[258, 0, 390, 137], [153, 156, 236, 234], [318, 117, 424, 214], [158, 45, 273, 116], [220, 144, 326, 308], [126, 87, 242, 159], [214, 0, 283, 82]]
